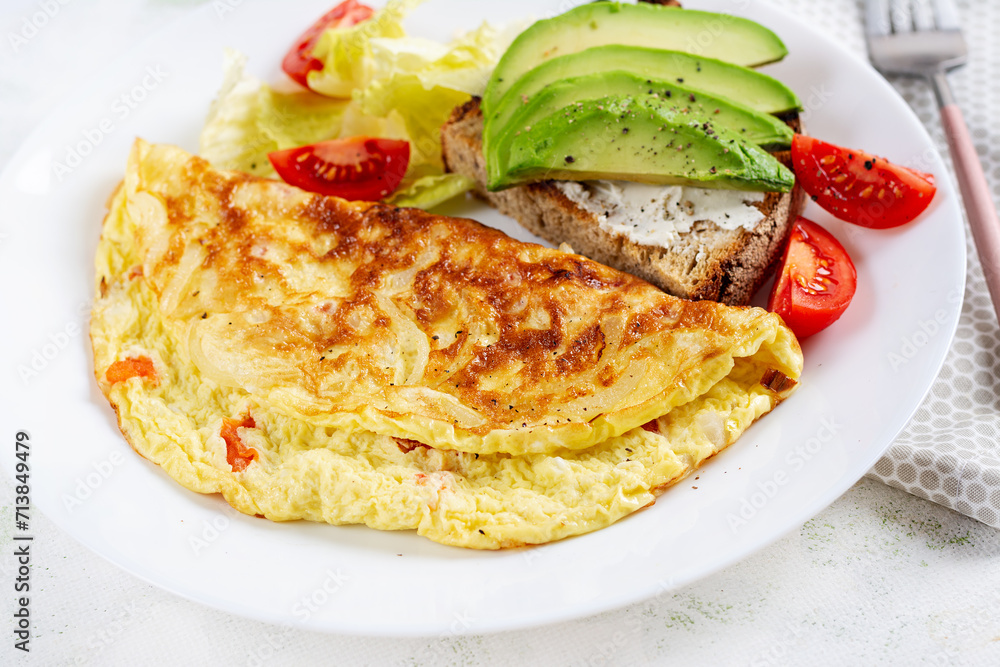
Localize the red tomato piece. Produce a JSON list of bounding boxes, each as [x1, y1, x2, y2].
[[106, 356, 158, 386], [792, 134, 936, 228], [221, 414, 258, 473], [768, 217, 858, 339], [268, 137, 410, 201], [282, 0, 375, 89]]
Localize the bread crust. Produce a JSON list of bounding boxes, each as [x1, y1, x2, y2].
[[441, 98, 806, 306]]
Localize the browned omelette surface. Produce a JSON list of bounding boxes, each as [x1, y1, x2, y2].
[[98, 140, 801, 456], [89, 140, 804, 547]]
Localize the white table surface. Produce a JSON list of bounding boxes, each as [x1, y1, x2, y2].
[[1, 1, 999, 665]]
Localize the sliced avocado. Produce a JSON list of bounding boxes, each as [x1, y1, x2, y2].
[[485, 72, 795, 190], [485, 45, 801, 146], [497, 96, 794, 192], [482, 2, 789, 114]]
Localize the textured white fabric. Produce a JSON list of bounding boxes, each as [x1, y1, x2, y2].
[[1, 1, 999, 665]]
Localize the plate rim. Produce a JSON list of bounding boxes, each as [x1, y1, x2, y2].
[[0, 0, 966, 636]]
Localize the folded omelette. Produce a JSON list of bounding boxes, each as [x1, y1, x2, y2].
[[90, 139, 803, 548]]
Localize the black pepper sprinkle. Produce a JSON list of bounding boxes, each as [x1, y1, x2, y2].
[[709, 166, 717, 174], [677, 77, 684, 83], [478, 529, 485, 535], [622, 127, 629, 134], [565, 155, 575, 163], [689, 93, 696, 102], [864, 160, 873, 170]]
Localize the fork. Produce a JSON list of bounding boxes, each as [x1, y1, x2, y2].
[[865, 0, 1000, 323]]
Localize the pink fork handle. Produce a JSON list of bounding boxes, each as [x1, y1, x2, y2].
[[940, 103, 1000, 320]]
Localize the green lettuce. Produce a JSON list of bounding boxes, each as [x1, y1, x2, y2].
[[306, 0, 419, 98], [386, 173, 476, 209], [352, 21, 507, 168], [199, 3, 517, 209], [200, 50, 347, 177]]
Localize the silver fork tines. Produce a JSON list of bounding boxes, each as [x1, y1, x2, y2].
[[911, 0, 936, 32], [864, 0, 1000, 326], [865, 0, 891, 36], [931, 0, 962, 31], [890, 0, 914, 33], [866, 0, 967, 78]]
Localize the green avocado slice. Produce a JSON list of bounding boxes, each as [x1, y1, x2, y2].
[[496, 96, 794, 192], [484, 44, 801, 147], [485, 72, 795, 190], [482, 2, 789, 115]]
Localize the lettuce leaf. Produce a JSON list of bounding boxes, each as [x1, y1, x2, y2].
[[200, 50, 346, 177], [306, 0, 419, 98], [199, 4, 517, 208], [351, 21, 508, 168], [386, 172, 476, 209]]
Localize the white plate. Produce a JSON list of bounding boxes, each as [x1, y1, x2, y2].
[[0, 0, 964, 636]]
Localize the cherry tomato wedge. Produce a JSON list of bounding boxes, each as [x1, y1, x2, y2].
[[768, 217, 857, 339], [268, 137, 410, 201], [281, 0, 375, 89], [792, 134, 936, 228]]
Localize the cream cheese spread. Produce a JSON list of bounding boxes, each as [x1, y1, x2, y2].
[[555, 180, 767, 247]]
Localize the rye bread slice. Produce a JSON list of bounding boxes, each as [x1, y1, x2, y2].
[[441, 97, 806, 306]]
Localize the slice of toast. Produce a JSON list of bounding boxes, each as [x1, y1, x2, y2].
[[441, 98, 806, 306]]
